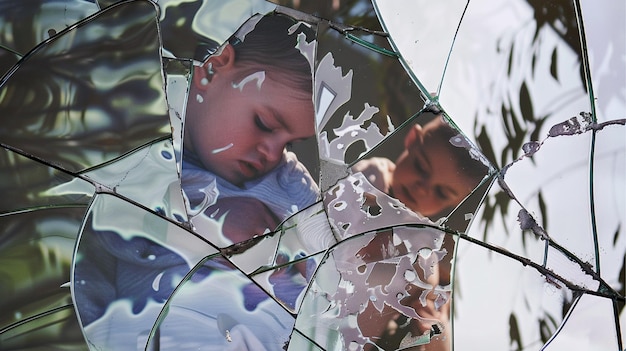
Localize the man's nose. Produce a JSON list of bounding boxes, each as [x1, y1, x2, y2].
[[412, 179, 431, 197]]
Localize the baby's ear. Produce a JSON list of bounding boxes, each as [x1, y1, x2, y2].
[[193, 44, 236, 89], [210, 43, 236, 70], [404, 124, 423, 149]]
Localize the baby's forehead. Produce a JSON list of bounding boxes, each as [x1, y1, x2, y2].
[[237, 66, 311, 95]]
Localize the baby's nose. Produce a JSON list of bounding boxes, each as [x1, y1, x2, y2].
[[258, 140, 283, 165]]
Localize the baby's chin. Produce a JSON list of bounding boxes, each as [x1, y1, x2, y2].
[[221, 171, 269, 188], [208, 162, 256, 187], [210, 168, 246, 187]]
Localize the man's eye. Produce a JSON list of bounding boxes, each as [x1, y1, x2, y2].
[[435, 186, 448, 200], [255, 115, 272, 132], [413, 159, 427, 177]]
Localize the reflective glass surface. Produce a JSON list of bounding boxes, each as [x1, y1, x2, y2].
[[0, 0, 623, 350]]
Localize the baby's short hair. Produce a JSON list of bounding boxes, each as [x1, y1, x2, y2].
[[230, 13, 315, 96]]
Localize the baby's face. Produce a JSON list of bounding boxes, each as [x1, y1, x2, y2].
[[391, 120, 477, 217], [185, 64, 315, 186]]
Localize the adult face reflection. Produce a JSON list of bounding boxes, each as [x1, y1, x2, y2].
[[390, 117, 484, 217]]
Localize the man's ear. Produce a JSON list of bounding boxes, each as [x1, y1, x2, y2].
[[192, 44, 236, 89], [404, 123, 423, 149]]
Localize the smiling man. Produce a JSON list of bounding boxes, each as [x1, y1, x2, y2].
[[352, 115, 488, 218]]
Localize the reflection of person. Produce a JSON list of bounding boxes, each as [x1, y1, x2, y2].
[[354, 231, 451, 351], [352, 115, 487, 218], [348, 116, 488, 351], [181, 13, 318, 243]]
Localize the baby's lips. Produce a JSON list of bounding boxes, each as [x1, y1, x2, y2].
[[247, 159, 264, 173], [238, 160, 256, 178], [239, 159, 264, 178]]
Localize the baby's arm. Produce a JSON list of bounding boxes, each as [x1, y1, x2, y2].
[[206, 196, 279, 244], [351, 157, 396, 193]]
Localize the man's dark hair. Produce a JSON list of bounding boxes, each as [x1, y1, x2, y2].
[[429, 117, 489, 188]]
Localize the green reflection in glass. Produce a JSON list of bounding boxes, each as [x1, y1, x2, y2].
[[0, 0, 169, 173], [0, 147, 93, 214], [0, 0, 98, 57], [0, 305, 86, 351], [0, 207, 86, 335], [0, 69, 92, 345], [158, 0, 277, 62], [0, 48, 20, 80]]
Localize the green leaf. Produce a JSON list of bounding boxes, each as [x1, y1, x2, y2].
[[539, 313, 558, 343], [618, 258, 625, 309], [507, 43, 514, 76], [475, 123, 499, 169], [509, 313, 523, 351], [508, 106, 526, 160], [519, 82, 535, 122], [550, 47, 558, 80], [529, 115, 548, 142], [538, 191, 548, 229]]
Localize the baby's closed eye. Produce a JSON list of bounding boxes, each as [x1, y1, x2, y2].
[[255, 115, 273, 132]]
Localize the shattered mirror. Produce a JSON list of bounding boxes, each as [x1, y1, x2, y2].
[[0, 0, 623, 350], [297, 226, 455, 351], [348, 113, 491, 224], [180, 11, 320, 247], [373, 0, 625, 349]]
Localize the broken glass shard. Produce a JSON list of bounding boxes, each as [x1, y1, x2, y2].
[[0, 0, 169, 173]]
